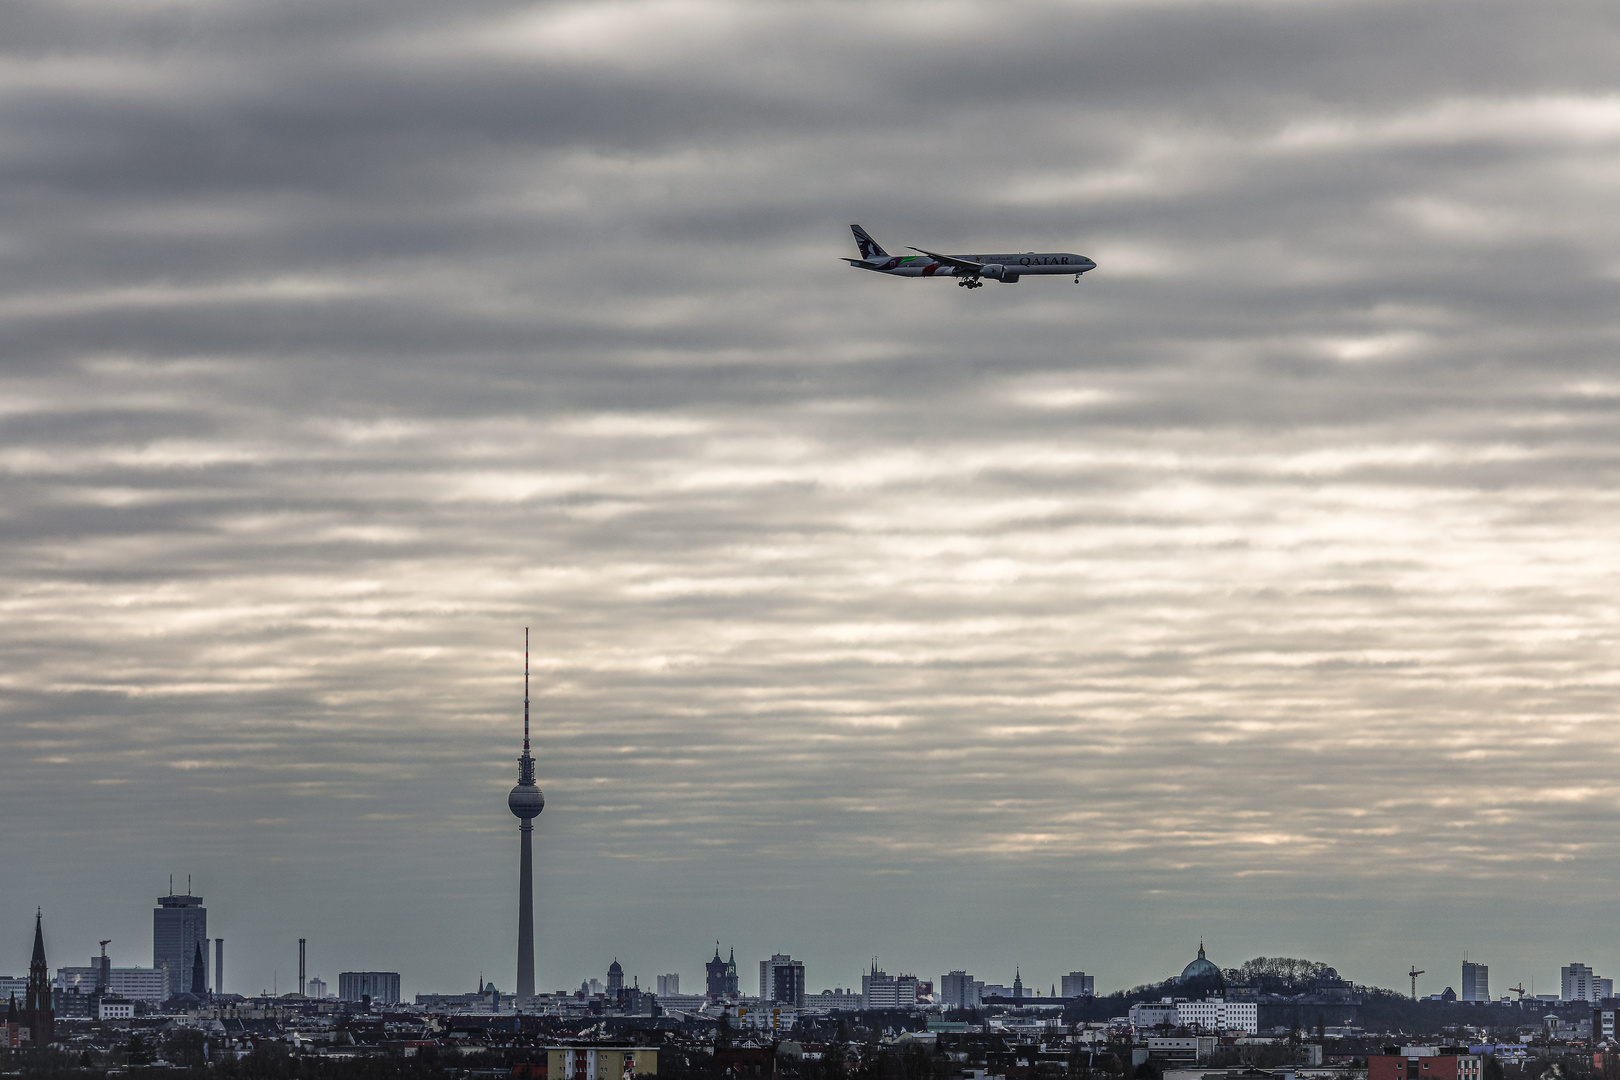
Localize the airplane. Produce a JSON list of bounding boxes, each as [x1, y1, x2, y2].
[[843, 224, 1096, 289]]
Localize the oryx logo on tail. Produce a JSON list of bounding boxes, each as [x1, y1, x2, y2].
[[851, 224, 889, 260]]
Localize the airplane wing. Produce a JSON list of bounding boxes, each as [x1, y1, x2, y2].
[[908, 247, 984, 272]]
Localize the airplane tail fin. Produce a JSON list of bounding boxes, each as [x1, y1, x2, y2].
[[851, 224, 889, 260]]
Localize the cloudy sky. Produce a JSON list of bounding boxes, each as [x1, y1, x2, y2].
[[5, 0, 1620, 1002]]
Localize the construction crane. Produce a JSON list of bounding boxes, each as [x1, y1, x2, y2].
[[1508, 984, 1527, 1001], [1409, 967, 1426, 1000]]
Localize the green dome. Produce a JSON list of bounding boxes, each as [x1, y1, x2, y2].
[[1180, 941, 1220, 982]]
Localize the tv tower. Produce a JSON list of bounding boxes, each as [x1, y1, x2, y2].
[[507, 629, 545, 999]]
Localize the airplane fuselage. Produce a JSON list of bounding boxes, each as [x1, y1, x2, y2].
[[843, 226, 1096, 287], [851, 252, 1095, 279]]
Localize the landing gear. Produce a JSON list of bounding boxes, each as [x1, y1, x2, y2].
[[958, 278, 984, 289], [1074, 274, 1081, 283]]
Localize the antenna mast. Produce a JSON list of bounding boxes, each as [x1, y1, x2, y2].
[[524, 627, 530, 754]]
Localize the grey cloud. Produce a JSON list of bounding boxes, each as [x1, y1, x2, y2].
[[4, 0, 1620, 1000]]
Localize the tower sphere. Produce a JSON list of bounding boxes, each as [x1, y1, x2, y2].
[[509, 783, 544, 820]]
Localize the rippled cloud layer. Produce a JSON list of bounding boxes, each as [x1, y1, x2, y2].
[[4, 0, 1620, 997]]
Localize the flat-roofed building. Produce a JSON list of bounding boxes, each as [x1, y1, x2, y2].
[[1062, 972, 1095, 999], [547, 1045, 658, 1080], [338, 971, 401, 1004], [1369, 1051, 1483, 1080]]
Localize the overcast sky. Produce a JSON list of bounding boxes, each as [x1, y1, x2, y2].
[[5, 0, 1620, 1003]]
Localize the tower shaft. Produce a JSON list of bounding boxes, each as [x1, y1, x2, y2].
[[517, 821, 535, 997]]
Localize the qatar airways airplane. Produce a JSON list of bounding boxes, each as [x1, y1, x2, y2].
[[843, 224, 1096, 289]]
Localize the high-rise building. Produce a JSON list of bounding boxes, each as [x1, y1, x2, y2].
[[298, 939, 306, 997], [338, 971, 401, 1004], [507, 631, 545, 1000], [1563, 964, 1610, 1003], [153, 887, 207, 998], [1062, 972, 1095, 998], [306, 976, 328, 999], [940, 971, 981, 1009], [215, 939, 224, 997], [759, 955, 805, 1007], [656, 974, 679, 996], [1461, 962, 1488, 1002], [862, 963, 918, 1009]]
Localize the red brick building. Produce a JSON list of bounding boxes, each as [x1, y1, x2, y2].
[[1370, 1050, 1484, 1080]]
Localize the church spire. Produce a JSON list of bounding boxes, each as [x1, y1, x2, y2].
[[30, 909, 45, 967]]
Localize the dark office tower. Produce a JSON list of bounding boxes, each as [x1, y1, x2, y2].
[[215, 939, 224, 996], [299, 939, 306, 997], [23, 909, 53, 1047], [154, 885, 207, 997], [507, 630, 545, 999]]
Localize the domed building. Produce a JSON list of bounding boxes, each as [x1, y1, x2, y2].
[[607, 959, 624, 995], [1179, 941, 1222, 986]]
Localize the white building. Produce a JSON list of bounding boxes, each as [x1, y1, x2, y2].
[[306, 977, 328, 999], [56, 966, 170, 1004], [807, 989, 863, 1011], [98, 998, 135, 1020], [1129, 999, 1180, 1028], [1174, 998, 1258, 1033], [1128, 997, 1257, 1034], [657, 974, 679, 997], [1562, 964, 1612, 1003], [862, 966, 918, 1009]]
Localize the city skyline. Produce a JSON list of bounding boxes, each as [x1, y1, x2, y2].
[[8, 898, 1613, 1011], [5, 0, 1620, 1008]]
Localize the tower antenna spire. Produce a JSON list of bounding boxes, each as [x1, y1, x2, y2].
[[508, 627, 544, 1000]]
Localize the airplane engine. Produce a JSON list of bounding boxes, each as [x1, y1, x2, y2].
[[979, 263, 1006, 279], [999, 274, 1020, 283]]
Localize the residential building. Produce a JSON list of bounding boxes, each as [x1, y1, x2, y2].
[[1175, 998, 1258, 1033], [861, 964, 918, 1009], [1146, 1037, 1217, 1064], [153, 891, 207, 998], [306, 977, 328, 999], [759, 955, 806, 1007], [546, 1045, 658, 1080], [806, 989, 863, 1011], [1062, 972, 1095, 999], [1368, 1051, 1483, 1080], [337, 971, 401, 1004], [55, 966, 169, 1003], [940, 971, 982, 1009], [97, 997, 134, 1020], [0, 976, 27, 1002], [1563, 964, 1612, 1003], [1129, 1000, 1179, 1028], [1462, 963, 1488, 1003], [657, 974, 679, 997]]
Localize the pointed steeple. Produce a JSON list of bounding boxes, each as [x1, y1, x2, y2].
[[30, 909, 45, 967], [1198, 939, 1206, 959]]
